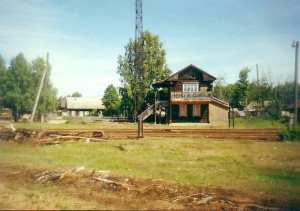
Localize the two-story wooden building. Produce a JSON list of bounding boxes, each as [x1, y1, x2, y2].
[[152, 64, 229, 125]]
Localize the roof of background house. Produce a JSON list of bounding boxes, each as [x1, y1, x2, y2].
[[233, 108, 246, 117], [61, 97, 104, 110], [244, 101, 272, 112], [287, 100, 300, 109]]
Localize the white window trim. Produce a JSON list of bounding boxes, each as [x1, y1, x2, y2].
[[183, 83, 199, 93]]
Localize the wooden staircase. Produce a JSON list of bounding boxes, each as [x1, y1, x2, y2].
[[137, 101, 168, 137]]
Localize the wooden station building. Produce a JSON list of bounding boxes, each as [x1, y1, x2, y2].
[[152, 64, 229, 125]]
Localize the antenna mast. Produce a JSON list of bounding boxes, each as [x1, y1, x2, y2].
[[134, 0, 143, 121]]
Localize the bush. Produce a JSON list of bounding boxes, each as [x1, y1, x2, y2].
[[277, 127, 300, 141]]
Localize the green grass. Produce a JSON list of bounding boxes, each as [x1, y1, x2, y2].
[[13, 117, 287, 131], [0, 137, 299, 203], [231, 118, 286, 129]]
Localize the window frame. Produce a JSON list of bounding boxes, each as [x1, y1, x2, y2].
[[182, 83, 199, 93]]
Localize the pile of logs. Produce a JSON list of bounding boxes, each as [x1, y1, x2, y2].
[[39, 130, 107, 145], [0, 124, 34, 142], [35, 166, 123, 187], [0, 124, 106, 144]]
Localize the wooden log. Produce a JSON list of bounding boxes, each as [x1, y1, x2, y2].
[[92, 176, 123, 187], [39, 135, 107, 144]]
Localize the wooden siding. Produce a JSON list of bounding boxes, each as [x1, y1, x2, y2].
[[209, 102, 228, 125], [171, 91, 213, 102]]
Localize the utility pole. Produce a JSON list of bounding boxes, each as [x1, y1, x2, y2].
[[30, 53, 48, 123], [292, 41, 299, 128], [42, 53, 49, 123], [256, 64, 260, 117]]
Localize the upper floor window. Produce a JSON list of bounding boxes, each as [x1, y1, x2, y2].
[[183, 83, 198, 92]]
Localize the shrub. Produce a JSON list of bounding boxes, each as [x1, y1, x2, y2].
[[277, 127, 300, 141]]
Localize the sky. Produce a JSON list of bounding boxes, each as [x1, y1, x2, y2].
[[1, 0, 300, 98]]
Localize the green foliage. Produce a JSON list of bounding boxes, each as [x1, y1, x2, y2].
[[68, 91, 82, 97], [234, 117, 285, 129], [214, 76, 235, 103], [0, 55, 7, 110], [0, 53, 57, 121], [278, 127, 300, 141], [117, 31, 171, 118], [102, 84, 121, 116], [89, 109, 100, 116], [276, 81, 300, 110], [231, 67, 250, 109]]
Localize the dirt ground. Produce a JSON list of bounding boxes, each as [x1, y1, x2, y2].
[[0, 164, 293, 210]]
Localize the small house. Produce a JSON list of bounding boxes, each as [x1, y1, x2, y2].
[[152, 64, 229, 124], [58, 97, 104, 117], [232, 108, 246, 117]]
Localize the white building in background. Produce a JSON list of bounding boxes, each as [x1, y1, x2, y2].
[[58, 97, 105, 117]]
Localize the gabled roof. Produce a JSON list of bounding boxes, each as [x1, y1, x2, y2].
[[167, 64, 216, 81], [244, 101, 272, 111], [152, 64, 216, 87], [233, 108, 246, 117], [212, 97, 229, 108]]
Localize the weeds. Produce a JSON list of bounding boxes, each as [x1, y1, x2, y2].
[[277, 127, 300, 141]]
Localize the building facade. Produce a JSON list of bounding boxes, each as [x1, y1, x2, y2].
[[152, 64, 229, 124], [58, 97, 104, 117]]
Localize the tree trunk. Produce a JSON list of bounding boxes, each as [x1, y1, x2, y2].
[[12, 106, 18, 122]]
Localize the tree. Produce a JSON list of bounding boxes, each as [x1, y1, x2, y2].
[[214, 75, 226, 101], [3, 53, 33, 121], [231, 67, 250, 109], [0, 53, 57, 121], [117, 31, 171, 119], [0, 55, 7, 110], [68, 91, 82, 97], [31, 57, 57, 118], [102, 84, 121, 116]]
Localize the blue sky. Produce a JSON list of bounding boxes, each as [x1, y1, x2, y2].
[[1, 0, 299, 97]]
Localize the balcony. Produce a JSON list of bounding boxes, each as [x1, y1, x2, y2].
[[171, 91, 213, 102]]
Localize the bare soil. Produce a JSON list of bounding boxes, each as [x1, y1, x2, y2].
[[0, 164, 294, 210]]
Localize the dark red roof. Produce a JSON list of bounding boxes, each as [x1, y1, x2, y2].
[[287, 100, 300, 109]]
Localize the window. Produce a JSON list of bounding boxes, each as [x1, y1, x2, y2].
[[183, 83, 198, 93]]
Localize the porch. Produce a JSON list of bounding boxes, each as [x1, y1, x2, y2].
[[171, 91, 213, 102]]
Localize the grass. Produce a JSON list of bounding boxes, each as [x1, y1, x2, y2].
[[0, 137, 299, 203], [230, 117, 286, 129], [14, 116, 289, 130]]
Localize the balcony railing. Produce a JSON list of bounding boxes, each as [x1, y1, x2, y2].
[[171, 91, 213, 102]]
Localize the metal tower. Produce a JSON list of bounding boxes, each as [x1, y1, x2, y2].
[[134, 0, 143, 121], [135, 0, 143, 41]]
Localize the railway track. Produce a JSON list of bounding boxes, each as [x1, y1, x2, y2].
[[43, 128, 278, 141]]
